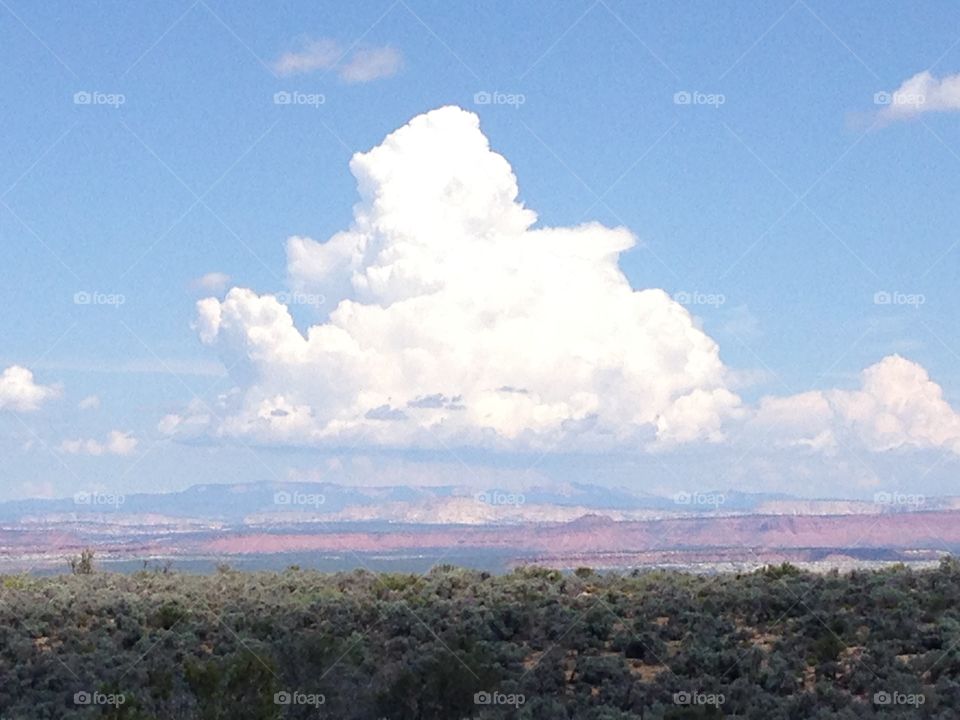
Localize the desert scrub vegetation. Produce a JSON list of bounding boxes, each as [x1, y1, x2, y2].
[[1, 560, 960, 718]]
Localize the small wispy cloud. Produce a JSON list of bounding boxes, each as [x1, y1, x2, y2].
[[78, 395, 100, 410], [190, 271, 232, 294], [338, 46, 402, 84], [271, 38, 401, 83], [60, 430, 138, 457], [875, 70, 960, 123], [272, 38, 342, 77]]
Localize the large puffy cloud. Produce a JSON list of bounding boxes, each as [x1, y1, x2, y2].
[[189, 107, 960, 461], [754, 355, 960, 455], [194, 106, 741, 450], [0, 365, 60, 412]]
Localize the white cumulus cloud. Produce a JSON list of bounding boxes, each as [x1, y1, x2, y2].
[[185, 107, 960, 465], [193, 106, 742, 451], [753, 355, 960, 455], [877, 70, 960, 122], [60, 430, 138, 457], [831, 355, 960, 453], [0, 365, 60, 412]]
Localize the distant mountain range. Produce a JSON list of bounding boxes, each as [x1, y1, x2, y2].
[[0, 481, 715, 524], [1, 482, 956, 573], [2, 480, 935, 524]]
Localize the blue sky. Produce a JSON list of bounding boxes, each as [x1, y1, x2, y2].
[[2, 0, 960, 501]]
